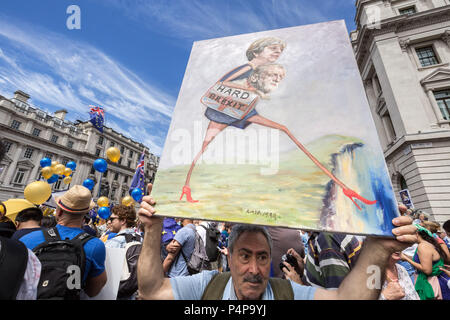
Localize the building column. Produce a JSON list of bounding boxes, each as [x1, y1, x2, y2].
[[27, 150, 43, 184], [3, 145, 24, 185]]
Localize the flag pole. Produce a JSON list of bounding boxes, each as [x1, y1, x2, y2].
[[97, 106, 106, 199]]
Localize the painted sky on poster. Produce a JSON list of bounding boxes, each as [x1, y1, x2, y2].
[[0, 0, 357, 155]]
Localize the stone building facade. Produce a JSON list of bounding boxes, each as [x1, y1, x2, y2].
[[351, 0, 450, 223], [0, 90, 159, 203]]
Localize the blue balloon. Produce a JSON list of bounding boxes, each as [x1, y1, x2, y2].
[[98, 206, 111, 220], [131, 187, 143, 202], [66, 161, 77, 170], [83, 178, 95, 190], [93, 159, 107, 173], [40, 157, 52, 168], [47, 174, 59, 184]]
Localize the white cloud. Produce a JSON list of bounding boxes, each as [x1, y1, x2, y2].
[[0, 17, 175, 152], [106, 0, 344, 41]]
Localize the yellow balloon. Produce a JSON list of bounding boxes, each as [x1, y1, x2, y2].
[[63, 168, 72, 177], [122, 196, 134, 206], [24, 181, 52, 205], [41, 167, 53, 180], [106, 147, 121, 163], [97, 196, 109, 207], [63, 176, 72, 184], [51, 161, 59, 169], [54, 164, 65, 175]]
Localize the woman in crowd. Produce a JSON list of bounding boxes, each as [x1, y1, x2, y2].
[[422, 221, 450, 263], [379, 252, 419, 300], [401, 225, 450, 300]]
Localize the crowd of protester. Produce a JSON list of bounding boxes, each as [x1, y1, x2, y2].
[[1, 140, 450, 300], [1, 180, 450, 300], [1, 182, 450, 300]]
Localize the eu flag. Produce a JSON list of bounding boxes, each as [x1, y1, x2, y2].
[[129, 152, 146, 197], [89, 105, 104, 133]]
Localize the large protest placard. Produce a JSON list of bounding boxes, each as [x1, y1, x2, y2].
[[152, 20, 399, 237]]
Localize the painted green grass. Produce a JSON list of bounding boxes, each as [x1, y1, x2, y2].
[[152, 135, 362, 229]]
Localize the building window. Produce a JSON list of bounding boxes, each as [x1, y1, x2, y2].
[[53, 118, 63, 128], [98, 136, 104, 145], [67, 140, 74, 149], [3, 141, 13, 154], [13, 169, 26, 184], [95, 148, 101, 157], [111, 188, 116, 200], [32, 128, 41, 137], [121, 189, 126, 197], [11, 120, 21, 130], [129, 150, 134, 158], [110, 141, 115, 147], [114, 172, 119, 180], [103, 170, 108, 178], [51, 135, 59, 143], [36, 111, 47, 122], [382, 112, 397, 143], [415, 46, 439, 67], [434, 90, 450, 121], [24, 147, 34, 159], [90, 167, 95, 175], [120, 146, 125, 154], [45, 153, 53, 159], [124, 176, 128, 184], [399, 6, 416, 15], [62, 158, 69, 166], [399, 175, 408, 190], [128, 160, 131, 168]]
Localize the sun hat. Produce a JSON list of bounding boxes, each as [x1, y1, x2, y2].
[[55, 185, 95, 214]]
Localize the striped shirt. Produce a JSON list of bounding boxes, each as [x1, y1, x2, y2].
[[304, 232, 362, 289]]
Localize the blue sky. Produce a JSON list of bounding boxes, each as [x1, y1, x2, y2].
[[0, 0, 357, 156]]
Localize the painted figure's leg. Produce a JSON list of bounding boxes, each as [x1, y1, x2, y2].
[[247, 115, 376, 210], [181, 121, 228, 202]]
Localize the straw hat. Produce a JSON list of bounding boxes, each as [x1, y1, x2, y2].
[[55, 185, 95, 214]]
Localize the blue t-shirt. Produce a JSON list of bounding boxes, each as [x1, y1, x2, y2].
[[170, 270, 316, 300], [11, 227, 41, 241], [20, 224, 106, 282], [168, 224, 196, 278]]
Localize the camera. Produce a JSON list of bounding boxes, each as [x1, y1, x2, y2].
[[279, 253, 298, 271]]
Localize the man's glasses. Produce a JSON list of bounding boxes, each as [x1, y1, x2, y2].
[[107, 217, 119, 222]]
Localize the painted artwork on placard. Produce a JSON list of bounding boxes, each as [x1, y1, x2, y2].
[[152, 20, 399, 236]]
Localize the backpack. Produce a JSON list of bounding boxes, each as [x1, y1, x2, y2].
[[179, 225, 210, 275], [32, 227, 94, 300], [114, 233, 142, 299], [200, 224, 220, 262], [0, 236, 29, 300], [201, 272, 294, 300]]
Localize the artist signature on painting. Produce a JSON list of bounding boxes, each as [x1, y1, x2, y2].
[[245, 209, 279, 221]]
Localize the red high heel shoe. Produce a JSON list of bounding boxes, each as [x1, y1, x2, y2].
[[180, 185, 199, 203], [343, 188, 377, 210]]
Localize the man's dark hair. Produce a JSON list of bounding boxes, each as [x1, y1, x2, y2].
[[41, 215, 57, 228], [15, 207, 43, 223], [443, 220, 450, 233]]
